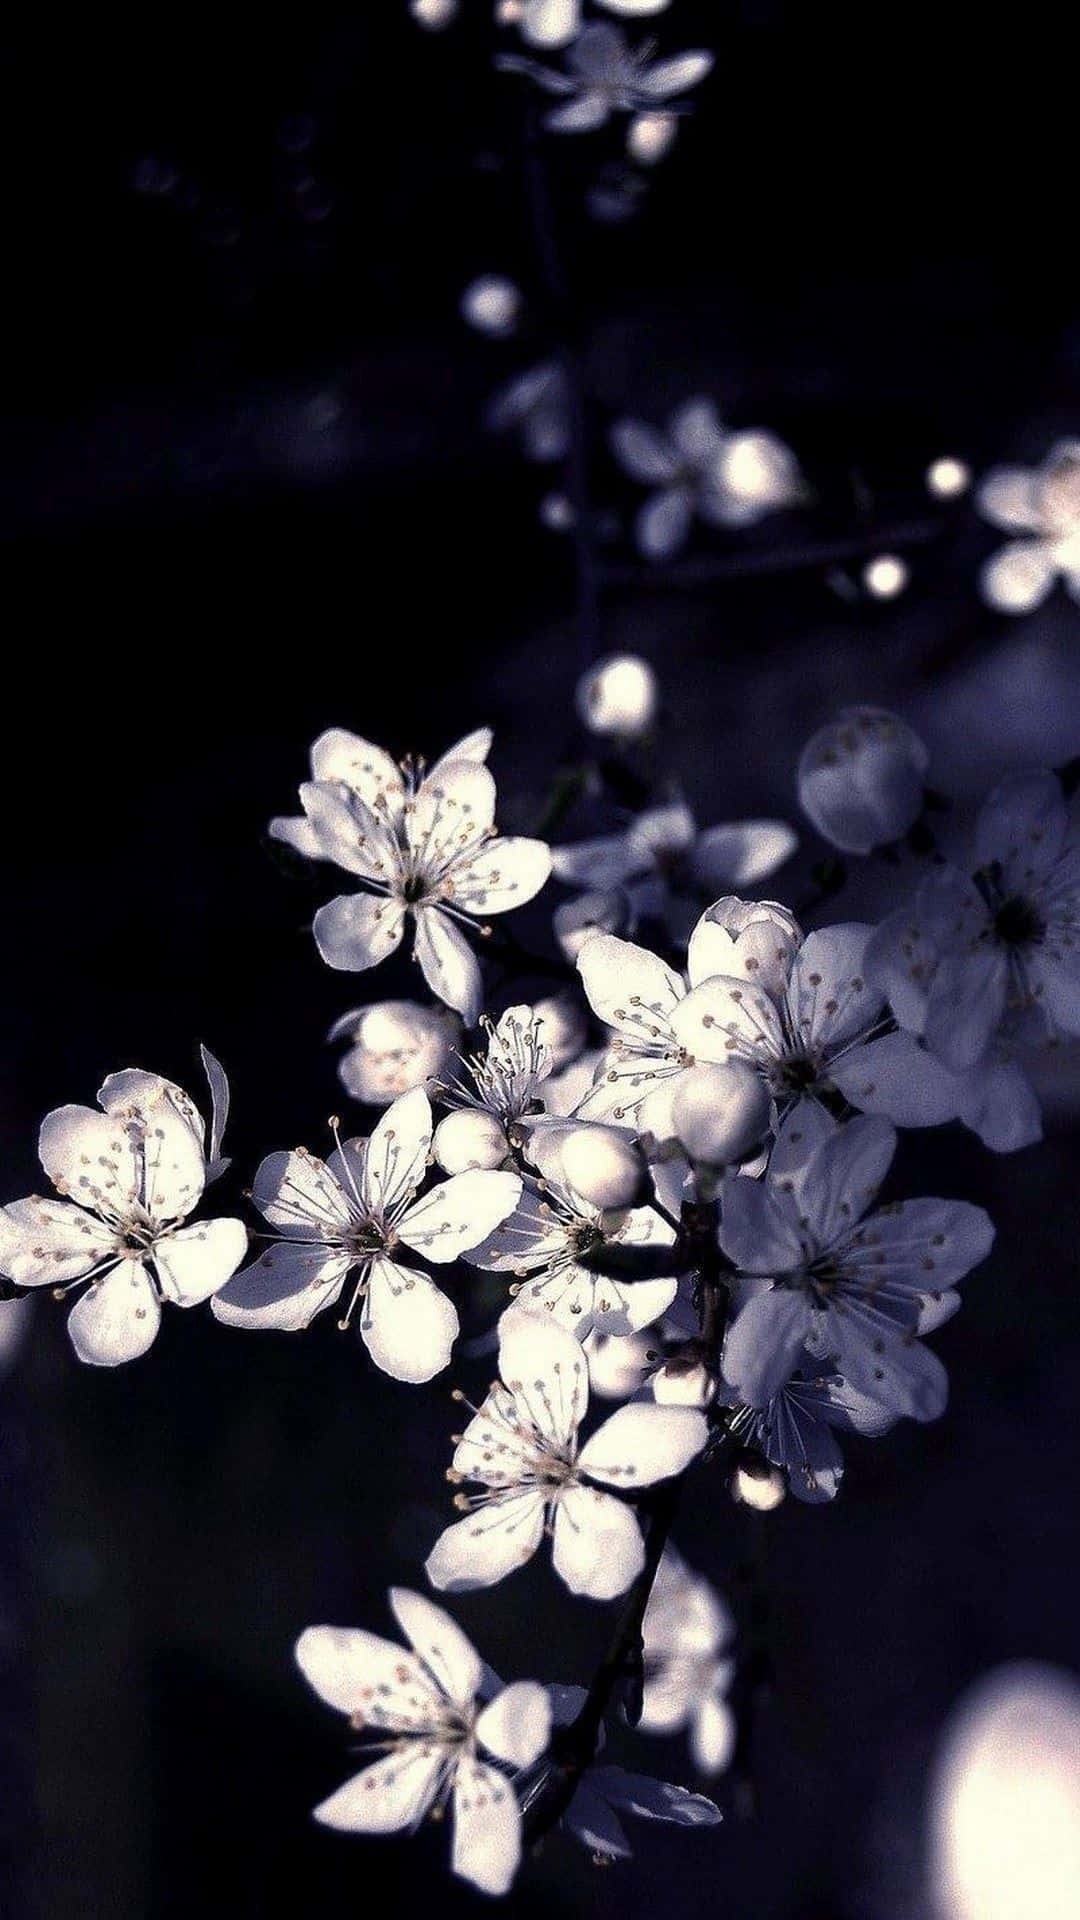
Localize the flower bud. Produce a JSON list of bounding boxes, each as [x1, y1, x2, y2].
[[797, 705, 930, 855], [575, 653, 658, 740], [557, 1123, 647, 1211], [433, 1108, 508, 1174], [731, 1455, 786, 1511], [585, 1329, 653, 1400], [553, 889, 626, 963], [653, 1350, 715, 1408], [671, 1063, 772, 1168], [331, 1000, 459, 1106], [460, 275, 522, 338]]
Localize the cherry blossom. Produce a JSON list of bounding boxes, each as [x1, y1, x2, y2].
[[270, 728, 551, 1024], [976, 440, 1080, 612], [718, 1344, 898, 1503], [329, 999, 461, 1106], [425, 1313, 706, 1597], [211, 1087, 520, 1382], [497, 23, 713, 136], [296, 1588, 551, 1896], [796, 707, 930, 856], [719, 1106, 995, 1421], [0, 1057, 246, 1367], [611, 397, 806, 560], [485, 360, 570, 462]]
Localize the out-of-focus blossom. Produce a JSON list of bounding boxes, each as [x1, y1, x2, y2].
[[425, 1313, 705, 1597], [330, 999, 461, 1106], [719, 1106, 995, 1421], [486, 361, 570, 461], [497, 23, 713, 135], [460, 274, 523, 337], [463, 1121, 679, 1338], [554, 887, 627, 962], [977, 440, 1080, 612], [554, 800, 797, 945], [862, 553, 909, 599], [611, 397, 805, 560], [212, 1088, 520, 1382], [926, 455, 971, 499], [296, 1588, 551, 1896], [0, 1058, 245, 1367], [866, 771, 1080, 1097], [930, 1662, 1080, 1920], [575, 651, 659, 739], [534, 992, 588, 1071], [640, 1548, 736, 1773], [501, 0, 676, 47], [797, 706, 930, 855], [411, 0, 459, 28], [627, 109, 678, 164], [719, 1343, 897, 1503], [271, 728, 551, 1025]]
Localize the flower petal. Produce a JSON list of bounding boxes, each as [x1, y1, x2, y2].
[[211, 1244, 352, 1331], [498, 1312, 590, 1446], [66, 1258, 161, 1367], [398, 1169, 522, 1263], [425, 1493, 547, 1591], [38, 1104, 141, 1214], [413, 908, 483, 1024], [577, 934, 684, 1038], [152, 1218, 247, 1306], [691, 821, 798, 892], [313, 893, 406, 972], [451, 1756, 523, 1897], [979, 540, 1056, 613], [722, 1288, 811, 1403], [578, 1403, 707, 1487], [476, 1681, 552, 1768], [295, 1623, 437, 1723], [610, 419, 681, 485], [0, 1196, 117, 1289], [450, 836, 552, 914], [636, 487, 694, 560], [360, 1256, 459, 1382], [312, 1747, 443, 1834], [361, 1087, 433, 1216], [251, 1148, 353, 1237], [551, 1485, 646, 1599], [389, 1587, 482, 1710]]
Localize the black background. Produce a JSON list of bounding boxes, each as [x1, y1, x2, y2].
[[1, 5, 1078, 1916]]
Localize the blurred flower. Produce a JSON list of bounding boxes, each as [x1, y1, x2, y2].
[[497, 23, 713, 135], [460, 274, 522, 337], [930, 1662, 1080, 1920], [463, 1120, 678, 1338], [640, 1548, 736, 1772], [553, 800, 797, 944], [425, 1312, 705, 1597], [296, 1588, 551, 1897], [627, 109, 678, 164], [730, 1457, 786, 1510], [797, 705, 930, 855], [977, 440, 1080, 612], [411, 0, 459, 28], [611, 397, 805, 559], [486, 360, 570, 461], [719, 1105, 995, 1420], [330, 999, 461, 1105], [554, 887, 628, 961], [926, 455, 971, 498], [862, 553, 909, 598], [272, 729, 550, 1025], [0, 1058, 246, 1367], [575, 652, 659, 739], [212, 1088, 520, 1381]]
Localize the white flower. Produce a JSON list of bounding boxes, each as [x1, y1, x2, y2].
[[796, 706, 931, 856], [640, 1548, 736, 1773], [497, 23, 713, 135], [485, 360, 570, 462], [553, 799, 797, 945], [329, 999, 461, 1106], [462, 1123, 679, 1337], [271, 728, 551, 1024], [573, 898, 801, 1125], [719, 1106, 995, 1421], [425, 1313, 706, 1597], [0, 1057, 246, 1367], [438, 1004, 554, 1143], [575, 653, 659, 738], [500, 0, 674, 49], [611, 397, 805, 559], [296, 1587, 551, 1897], [211, 1088, 520, 1383], [977, 441, 1080, 612], [866, 770, 1080, 1088]]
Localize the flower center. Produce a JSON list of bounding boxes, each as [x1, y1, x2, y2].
[[993, 895, 1044, 948]]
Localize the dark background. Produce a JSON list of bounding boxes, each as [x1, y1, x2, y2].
[[1, 4, 1077, 1915]]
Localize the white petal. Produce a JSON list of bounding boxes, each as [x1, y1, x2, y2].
[[399, 1169, 521, 1263], [552, 1484, 646, 1598], [722, 1288, 810, 1403], [251, 1148, 353, 1237], [578, 934, 684, 1037], [449, 836, 552, 915], [803, 1112, 896, 1246], [498, 1312, 590, 1446], [151, 1217, 247, 1306], [829, 1032, 963, 1128], [790, 922, 883, 1052], [686, 897, 801, 996], [295, 1623, 435, 1721], [636, 487, 694, 560], [360, 1256, 458, 1382], [38, 1104, 140, 1214], [269, 813, 323, 859], [297, 783, 401, 881], [551, 831, 641, 889], [313, 892, 406, 972], [545, 90, 611, 132], [610, 419, 680, 485], [413, 908, 483, 1024], [389, 1587, 482, 1709], [361, 1087, 433, 1216], [691, 821, 797, 891], [430, 728, 493, 775], [308, 729, 407, 816], [451, 1756, 523, 1897], [976, 466, 1043, 533], [66, 1259, 161, 1366], [0, 1195, 117, 1288], [669, 398, 725, 464], [578, 1403, 706, 1487], [211, 1244, 352, 1331], [313, 1748, 442, 1834], [425, 1493, 547, 1591], [638, 51, 714, 98], [692, 1694, 737, 1773], [979, 540, 1056, 613], [476, 1682, 552, 1768], [406, 760, 496, 866]]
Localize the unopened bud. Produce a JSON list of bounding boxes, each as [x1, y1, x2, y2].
[[672, 1063, 772, 1167], [731, 1454, 786, 1511], [434, 1108, 508, 1174], [558, 1123, 647, 1211]]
